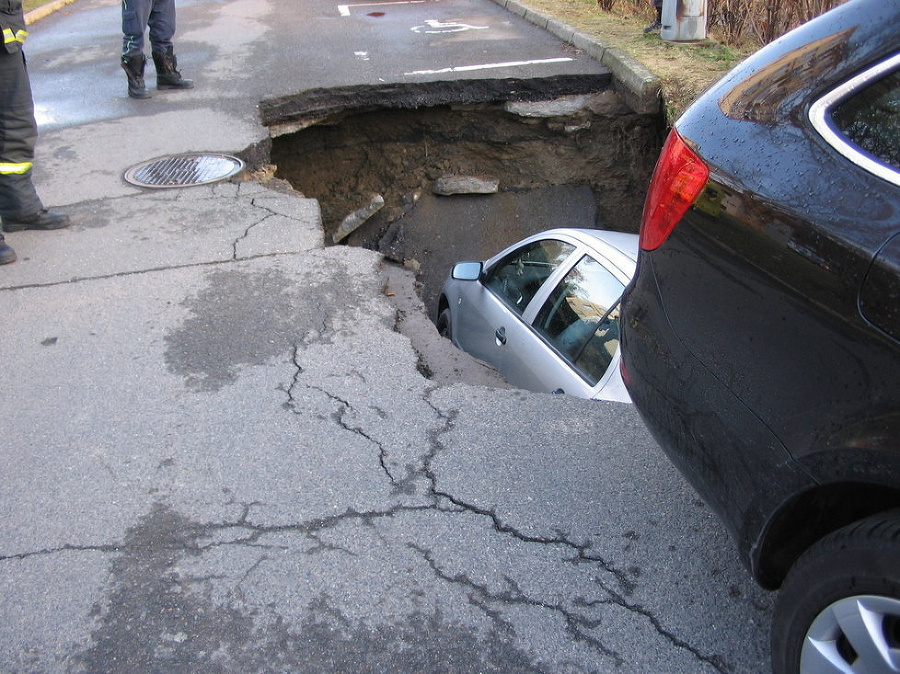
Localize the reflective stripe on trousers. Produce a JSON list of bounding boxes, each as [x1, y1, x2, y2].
[[0, 162, 34, 175], [2, 27, 28, 46]]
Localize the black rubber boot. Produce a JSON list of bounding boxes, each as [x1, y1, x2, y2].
[[0, 234, 16, 265], [2, 209, 70, 232], [644, 6, 663, 32], [122, 54, 151, 99], [152, 48, 194, 90]]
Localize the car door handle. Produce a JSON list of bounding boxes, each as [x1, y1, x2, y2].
[[495, 327, 507, 345]]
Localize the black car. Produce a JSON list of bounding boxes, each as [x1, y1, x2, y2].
[[619, 0, 900, 671]]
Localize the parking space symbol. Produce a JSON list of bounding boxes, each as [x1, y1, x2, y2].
[[411, 20, 489, 34]]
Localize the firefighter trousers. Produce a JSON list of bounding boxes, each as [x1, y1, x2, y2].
[[0, 48, 42, 220]]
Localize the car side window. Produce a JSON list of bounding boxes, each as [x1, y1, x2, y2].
[[533, 254, 625, 385], [831, 68, 900, 170], [485, 239, 575, 315]]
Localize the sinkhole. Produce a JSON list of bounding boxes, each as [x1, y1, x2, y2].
[[262, 76, 664, 320]]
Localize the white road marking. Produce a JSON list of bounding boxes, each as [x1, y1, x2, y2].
[[405, 57, 573, 76], [338, 1, 425, 17], [410, 19, 489, 34]]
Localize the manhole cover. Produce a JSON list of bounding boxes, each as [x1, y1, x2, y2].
[[124, 153, 244, 188]]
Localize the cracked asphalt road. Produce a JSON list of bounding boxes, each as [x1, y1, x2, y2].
[[0, 186, 773, 672], [0, 0, 774, 670]]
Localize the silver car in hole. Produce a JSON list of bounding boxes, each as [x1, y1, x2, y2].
[[436, 228, 638, 402]]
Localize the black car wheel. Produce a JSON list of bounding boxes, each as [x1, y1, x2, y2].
[[772, 510, 900, 674], [437, 308, 452, 340]]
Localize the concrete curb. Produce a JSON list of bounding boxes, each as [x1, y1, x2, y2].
[[489, 0, 662, 114], [24, 0, 77, 25]]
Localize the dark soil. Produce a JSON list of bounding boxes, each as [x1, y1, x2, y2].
[[271, 97, 662, 240], [269, 80, 663, 317]]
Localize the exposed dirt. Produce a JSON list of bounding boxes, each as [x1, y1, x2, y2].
[[271, 99, 660, 235], [270, 84, 663, 320]]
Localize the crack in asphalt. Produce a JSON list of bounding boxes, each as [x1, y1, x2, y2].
[[421, 394, 637, 595], [417, 394, 731, 673], [320, 384, 398, 486], [284, 345, 398, 486], [270, 356, 731, 671], [58, 500, 550, 672], [0, 187, 313, 293], [231, 204, 274, 260], [576, 588, 730, 673], [1, 253, 732, 671], [409, 541, 626, 668], [0, 256, 288, 292], [0, 484, 730, 672]]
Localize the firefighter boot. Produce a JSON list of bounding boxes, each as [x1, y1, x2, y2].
[[152, 48, 194, 90], [121, 54, 151, 99], [2, 209, 71, 232], [0, 233, 16, 265]]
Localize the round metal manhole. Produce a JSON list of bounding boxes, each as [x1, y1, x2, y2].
[[124, 153, 244, 188]]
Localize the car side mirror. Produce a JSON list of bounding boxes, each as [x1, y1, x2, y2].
[[451, 261, 483, 281]]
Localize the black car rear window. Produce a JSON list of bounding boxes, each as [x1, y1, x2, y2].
[[832, 69, 900, 170]]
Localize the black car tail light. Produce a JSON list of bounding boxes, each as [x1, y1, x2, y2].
[[639, 130, 709, 251], [619, 358, 631, 387]]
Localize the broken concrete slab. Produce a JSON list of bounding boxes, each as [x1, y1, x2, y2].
[[259, 75, 614, 135], [333, 194, 385, 243], [432, 176, 500, 196]]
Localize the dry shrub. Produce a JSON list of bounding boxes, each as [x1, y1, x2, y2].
[[601, 0, 848, 47], [708, 0, 847, 46], [597, 0, 656, 18]]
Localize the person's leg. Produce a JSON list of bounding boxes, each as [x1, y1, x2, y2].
[[0, 50, 68, 253], [121, 0, 152, 98], [149, 0, 193, 90], [0, 50, 43, 222], [147, 0, 175, 54], [644, 0, 663, 32], [122, 0, 152, 57]]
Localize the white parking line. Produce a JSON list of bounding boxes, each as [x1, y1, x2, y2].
[[405, 57, 573, 76], [338, 1, 425, 16]]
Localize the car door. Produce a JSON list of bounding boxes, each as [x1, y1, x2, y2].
[[452, 237, 576, 374], [506, 252, 627, 397]]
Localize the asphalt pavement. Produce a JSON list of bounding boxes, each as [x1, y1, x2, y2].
[[0, 0, 774, 671]]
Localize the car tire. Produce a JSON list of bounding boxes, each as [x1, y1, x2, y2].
[[437, 308, 452, 340], [771, 509, 900, 674]]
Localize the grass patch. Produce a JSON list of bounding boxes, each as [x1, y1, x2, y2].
[[517, 0, 753, 122], [24, 0, 58, 12]]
